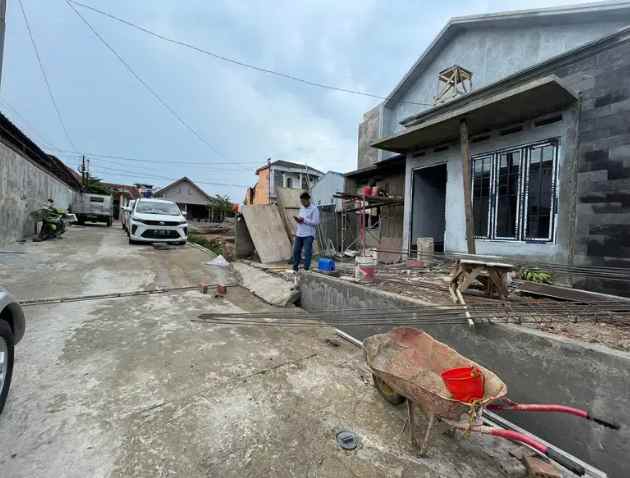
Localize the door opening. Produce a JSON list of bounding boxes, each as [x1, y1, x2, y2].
[[411, 164, 447, 252]]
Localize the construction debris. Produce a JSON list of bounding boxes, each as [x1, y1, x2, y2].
[[232, 262, 299, 307], [240, 205, 292, 263]]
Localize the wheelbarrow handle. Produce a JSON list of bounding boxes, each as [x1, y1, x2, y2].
[[489, 429, 586, 476], [487, 403, 620, 430]]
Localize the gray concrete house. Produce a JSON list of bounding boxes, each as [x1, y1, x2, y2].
[[0, 112, 81, 246], [154, 176, 215, 221], [360, 1, 630, 294], [310, 171, 345, 210]]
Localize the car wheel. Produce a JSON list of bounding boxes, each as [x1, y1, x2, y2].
[[106, 218, 112, 227], [0, 321, 15, 414]]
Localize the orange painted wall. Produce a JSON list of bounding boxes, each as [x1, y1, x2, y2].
[[252, 167, 270, 205]]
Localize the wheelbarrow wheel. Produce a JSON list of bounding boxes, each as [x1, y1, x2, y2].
[[373, 374, 406, 405]]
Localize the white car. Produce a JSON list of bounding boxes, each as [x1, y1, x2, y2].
[[128, 199, 188, 245], [121, 199, 136, 233]]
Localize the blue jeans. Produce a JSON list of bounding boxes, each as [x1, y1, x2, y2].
[[293, 235, 314, 271]]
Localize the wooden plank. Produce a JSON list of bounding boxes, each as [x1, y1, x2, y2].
[[459, 119, 476, 255], [241, 204, 292, 263]]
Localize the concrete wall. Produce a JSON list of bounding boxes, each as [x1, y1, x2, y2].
[[300, 273, 630, 478], [0, 142, 75, 246], [403, 115, 575, 261], [357, 105, 382, 168], [384, 19, 630, 138], [310, 172, 344, 209]]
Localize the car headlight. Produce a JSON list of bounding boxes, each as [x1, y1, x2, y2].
[[131, 217, 145, 224]]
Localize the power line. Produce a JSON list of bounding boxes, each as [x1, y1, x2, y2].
[[50, 147, 260, 166], [0, 96, 59, 150], [94, 164, 249, 189], [69, 0, 434, 107], [18, 0, 78, 151], [64, 0, 228, 160]]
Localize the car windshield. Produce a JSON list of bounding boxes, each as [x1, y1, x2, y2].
[[135, 201, 181, 216]]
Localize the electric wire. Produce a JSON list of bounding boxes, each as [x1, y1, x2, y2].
[[69, 0, 434, 107], [64, 0, 227, 161], [18, 0, 78, 151]]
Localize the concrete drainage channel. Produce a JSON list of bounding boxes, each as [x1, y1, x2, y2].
[[300, 272, 628, 478]]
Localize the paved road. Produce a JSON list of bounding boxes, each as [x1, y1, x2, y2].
[[0, 225, 516, 478]]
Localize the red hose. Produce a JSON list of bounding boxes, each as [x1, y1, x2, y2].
[[488, 429, 547, 453], [488, 403, 588, 418]]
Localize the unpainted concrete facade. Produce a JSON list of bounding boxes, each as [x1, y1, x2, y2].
[[396, 30, 630, 287], [300, 272, 630, 478], [0, 141, 74, 246]]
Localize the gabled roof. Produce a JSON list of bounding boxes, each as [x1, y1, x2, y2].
[[255, 160, 324, 175], [386, 1, 630, 106], [154, 176, 212, 202]]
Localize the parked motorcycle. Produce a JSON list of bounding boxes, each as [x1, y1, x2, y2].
[[30, 200, 75, 241]]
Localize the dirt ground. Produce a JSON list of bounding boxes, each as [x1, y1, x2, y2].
[[0, 224, 534, 478], [329, 261, 630, 352]]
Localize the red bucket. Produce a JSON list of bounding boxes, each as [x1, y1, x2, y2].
[[441, 367, 485, 402]]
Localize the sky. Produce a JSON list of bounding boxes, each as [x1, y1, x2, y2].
[[2, 0, 589, 201]]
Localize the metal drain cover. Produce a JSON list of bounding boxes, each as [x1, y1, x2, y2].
[[336, 431, 359, 450]]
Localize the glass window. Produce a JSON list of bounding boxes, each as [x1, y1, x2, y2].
[[135, 201, 181, 216], [471, 140, 558, 242], [525, 144, 556, 240], [494, 150, 521, 238], [472, 156, 492, 238]]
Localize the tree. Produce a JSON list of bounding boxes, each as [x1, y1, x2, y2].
[[208, 194, 234, 222], [84, 174, 112, 195]]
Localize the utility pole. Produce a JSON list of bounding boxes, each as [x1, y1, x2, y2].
[[459, 119, 476, 255], [0, 0, 6, 90], [81, 155, 86, 189], [266, 157, 271, 204]]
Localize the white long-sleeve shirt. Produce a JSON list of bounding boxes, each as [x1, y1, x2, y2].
[[296, 204, 320, 237]]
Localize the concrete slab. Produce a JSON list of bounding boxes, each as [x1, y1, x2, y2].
[[233, 261, 299, 307], [241, 205, 292, 263], [0, 226, 524, 477]]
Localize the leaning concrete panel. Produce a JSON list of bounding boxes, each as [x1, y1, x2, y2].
[[241, 204, 292, 263], [300, 272, 630, 478]]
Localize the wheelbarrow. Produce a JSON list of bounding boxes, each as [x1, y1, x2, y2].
[[364, 327, 620, 476]]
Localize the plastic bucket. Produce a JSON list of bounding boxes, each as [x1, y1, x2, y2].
[[355, 256, 376, 282], [441, 367, 485, 402]]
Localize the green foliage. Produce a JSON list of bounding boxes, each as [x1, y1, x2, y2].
[[520, 268, 553, 284], [208, 194, 234, 216], [188, 233, 224, 256], [84, 175, 112, 195]]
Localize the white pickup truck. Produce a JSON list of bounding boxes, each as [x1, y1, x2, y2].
[[71, 193, 113, 227]]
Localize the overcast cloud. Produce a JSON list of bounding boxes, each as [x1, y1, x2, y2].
[[2, 0, 587, 200]]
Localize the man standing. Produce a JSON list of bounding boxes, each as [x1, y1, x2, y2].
[[292, 191, 319, 272]]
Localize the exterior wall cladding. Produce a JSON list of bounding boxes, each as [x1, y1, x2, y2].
[[568, 39, 630, 295]]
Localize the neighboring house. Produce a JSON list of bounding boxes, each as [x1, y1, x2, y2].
[[0, 112, 81, 246], [358, 2, 630, 296], [244, 160, 323, 205], [154, 177, 214, 221], [310, 171, 345, 210]]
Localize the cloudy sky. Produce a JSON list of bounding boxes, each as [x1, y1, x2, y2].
[[3, 0, 587, 200]]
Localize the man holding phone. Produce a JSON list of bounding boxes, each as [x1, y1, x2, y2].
[[292, 191, 320, 272]]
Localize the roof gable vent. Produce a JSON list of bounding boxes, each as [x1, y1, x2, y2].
[[435, 65, 472, 105]]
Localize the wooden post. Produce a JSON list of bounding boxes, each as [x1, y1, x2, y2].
[[459, 119, 476, 255]]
